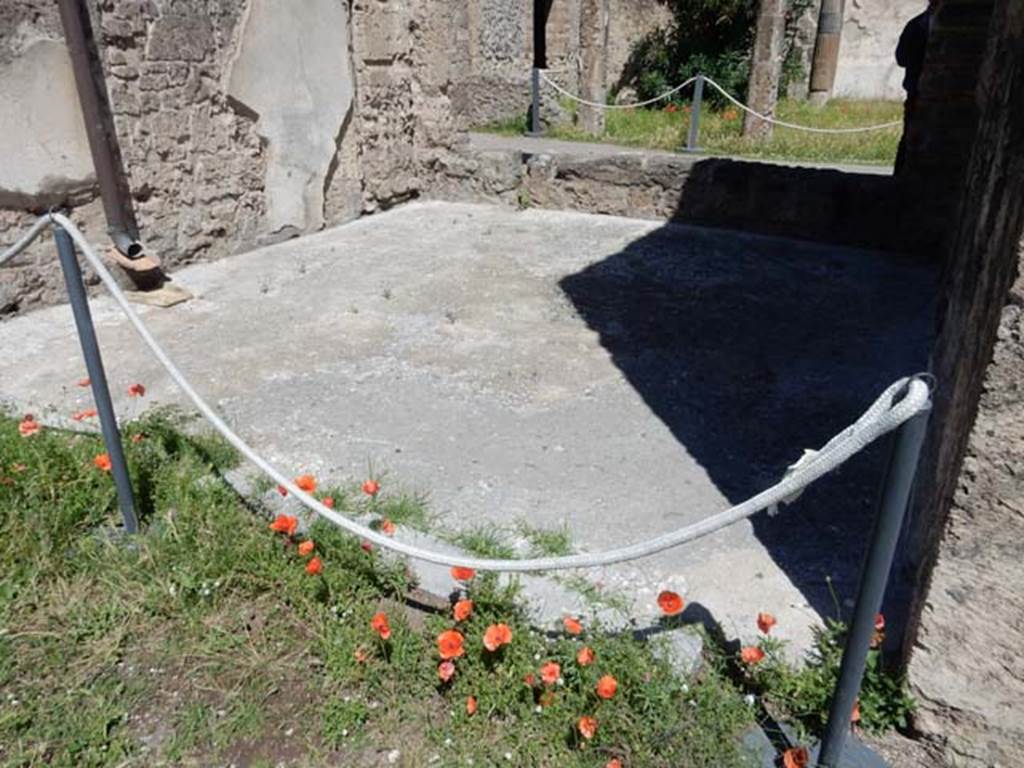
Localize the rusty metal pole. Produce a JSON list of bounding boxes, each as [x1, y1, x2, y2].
[[56, 0, 142, 257]]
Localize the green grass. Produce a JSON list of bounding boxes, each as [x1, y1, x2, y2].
[[1, 412, 766, 766], [482, 97, 902, 166]]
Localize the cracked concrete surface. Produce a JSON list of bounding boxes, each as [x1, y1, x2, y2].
[[0, 201, 935, 653]]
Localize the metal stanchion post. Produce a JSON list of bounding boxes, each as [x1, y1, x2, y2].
[[53, 223, 139, 534], [685, 74, 705, 153], [816, 385, 930, 767], [529, 67, 543, 136]]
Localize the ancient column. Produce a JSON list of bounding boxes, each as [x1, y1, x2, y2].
[[808, 0, 842, 104], [577, 0, 609, 134], [743, 0, 787, 138]]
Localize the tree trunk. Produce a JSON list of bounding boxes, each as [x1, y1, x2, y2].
[[743, 0, 787, 138]]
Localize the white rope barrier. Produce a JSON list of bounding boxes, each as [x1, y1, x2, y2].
[[3, 214, 931, 572], [540, 71, 698, 110], [701, 76, 902, 134], [538, 71, 902, 133]]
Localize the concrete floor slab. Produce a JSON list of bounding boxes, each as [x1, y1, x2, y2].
[[0, 201, 935, 652]]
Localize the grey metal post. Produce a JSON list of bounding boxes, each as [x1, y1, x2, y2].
[[53, 224, 139, 534], [685, 74, 705, 153], [529, 67, 542, 136], [817, 387, 931, 767]]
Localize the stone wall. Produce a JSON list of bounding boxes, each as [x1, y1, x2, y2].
[[902, 0, 1024, 762], [832, 0, 922, 100], [0, 0, 465, 316]]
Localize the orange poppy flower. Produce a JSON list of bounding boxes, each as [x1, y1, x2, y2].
[[71, 409, 98, 421], [77, 377, 91, 387], [127, 383, 146, 397], [450, 566, 476, 582], [483, 623, 513, 652], [740, 646, 765, 665], [576, 646, 595, 666], [131, 433, 145, 443], [18, 416, 41, 438], [539, 661, 560, 685], [371, 612, 391, 640], [297, 540, 315, 557], [606, 760, 623, 768], [657, 590, 685, 616], [93, 453, 112, 472], [362, 479, 380, 496], [595, 674, 618, 700], [322, 496, 335, 509], [453, 599, 474, 622], [782, 746, 809, 768], [465, 696, 477, 716], [438, 660, 455, 682], [269, 514, 298, 536], [578, 715, 598, 740], [381, 519, 396, 535], [437, 629, 465, 660], [563, 616, 583, 635], [294, 474, 317, 493], [305, 556, 323, 575], [277, 484, 288, 496], [757, 612, 777, 634]]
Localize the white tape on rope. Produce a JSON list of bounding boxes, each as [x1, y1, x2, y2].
[[5, 215, 931, 572]]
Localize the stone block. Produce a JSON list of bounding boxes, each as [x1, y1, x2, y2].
[[0, 40, 96, 207], [145, 15, 214, 62]]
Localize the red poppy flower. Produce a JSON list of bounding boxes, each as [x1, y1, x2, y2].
[[450, 566, 476, 582], [874, 613, 885, 631], [539, 661, 560, 685], [305, 556, 323, 575], [277, 484, 288, 497], [783, 746, 809, 768], [77, 377, 91, 387], [18, 416, 41, 438], [294, 474, 317, 493], [71, 409, 98, 421], [127, 383, 146, 397], [657, 590, 685, 616], [297, 540, 315, 557], [596, 674, 618, 700], [362, 479, 380, 496], [438, 660, 455, 682], [483, 623, 513, 651], [322, 496, 335, 509], [93, 453, 112, 472], [437, 629, 465, 660], [740, 646, 765, 665], [269, 514, 298, 536], [371, 612, 391, 640], [563, 616, 583, 635], [576, 646, 595, 666], [361, 540, 373, 553], [523, 673, 536, 687], [578, 715, 598, 740], [380, 519, 396, 535], [606, 760, 623, 768], [453, 599, 473, 622], [757, 612, 777, 634], [465, 696, 477, 716]]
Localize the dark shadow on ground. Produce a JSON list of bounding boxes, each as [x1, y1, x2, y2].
[[558, 205, 937, 622]]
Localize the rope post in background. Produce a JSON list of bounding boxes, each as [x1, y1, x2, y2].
[[817, 385, 931, 766], [684, 74, 705, 153], [53, 223, 139, 534]]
